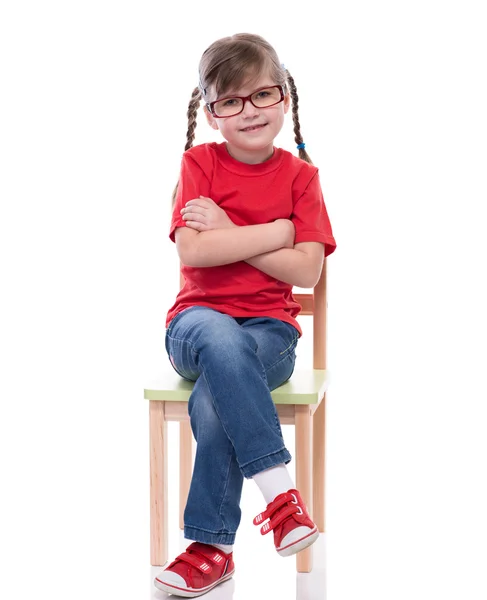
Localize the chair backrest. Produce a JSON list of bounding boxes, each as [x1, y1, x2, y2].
[[294, 259, 327, 371], [179, 258, 327, 371]]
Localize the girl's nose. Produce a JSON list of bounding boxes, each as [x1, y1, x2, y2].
[[241, 98, 259, 117]]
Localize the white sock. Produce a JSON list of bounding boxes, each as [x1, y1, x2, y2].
[[187, 540, 233, 555], [252, 463, 295, 504], [212, 543, 234, 554]]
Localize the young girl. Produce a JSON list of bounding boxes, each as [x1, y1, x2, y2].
[[155, 33, 336, 597]]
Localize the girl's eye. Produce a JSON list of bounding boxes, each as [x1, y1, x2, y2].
[[256, 91, 270, 98], [223, 98, 238, 106]]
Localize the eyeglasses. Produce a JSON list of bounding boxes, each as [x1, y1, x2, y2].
[[207, 85, 285, 118]]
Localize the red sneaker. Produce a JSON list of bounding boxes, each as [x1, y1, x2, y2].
[[253, 489, 319, 557], [154, 542, 235, 598]]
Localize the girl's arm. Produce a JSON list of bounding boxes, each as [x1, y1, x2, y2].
[[177, 195, 326, 285], [176, 220, 292, 267], [245, 242, 324, 288], [244, 243, 324, 289], [244, 171, 335, 287]]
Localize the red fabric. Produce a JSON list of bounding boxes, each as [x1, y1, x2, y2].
[[156, 542, 234, 592], [166, 142, 337, 337], [254, 489, 316, 549]]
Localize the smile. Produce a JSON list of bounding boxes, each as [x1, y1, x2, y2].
[[240, 124, 267, 132]]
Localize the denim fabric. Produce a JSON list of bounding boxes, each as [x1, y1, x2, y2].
[[165, 305, 299, 545]]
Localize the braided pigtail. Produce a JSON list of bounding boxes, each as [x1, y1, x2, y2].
[[285, 70, 313, 165], [184, 87, 202, 151], [171, 86, 202, 206]]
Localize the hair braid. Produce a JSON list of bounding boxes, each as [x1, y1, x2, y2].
[[171, 87, 202, 206], [184, 86, 202, 151], [285, 70, 313, 165]]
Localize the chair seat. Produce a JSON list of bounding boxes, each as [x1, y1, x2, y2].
[[144, 369, 329, 405]]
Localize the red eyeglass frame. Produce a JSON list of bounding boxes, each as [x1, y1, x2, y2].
[[206, 85, 286, 118]]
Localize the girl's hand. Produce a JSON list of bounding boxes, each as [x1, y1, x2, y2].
[[181, 196, 237, 231], [274, 218, 296, 249]]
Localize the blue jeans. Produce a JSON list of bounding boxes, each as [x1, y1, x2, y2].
[[165, 306, 299, 545]]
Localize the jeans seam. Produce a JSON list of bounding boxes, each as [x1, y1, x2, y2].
[[217, 452, 233, 531], [266, 347, 297, 376], [279, 336, 299, 356], [200, 368, 238, 451]]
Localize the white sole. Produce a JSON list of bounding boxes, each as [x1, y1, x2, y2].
[[154, 569, 235, 597], [277, 528, 320, 557]]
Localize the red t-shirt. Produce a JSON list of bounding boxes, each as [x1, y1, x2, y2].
[[166, 142, 336, 337]]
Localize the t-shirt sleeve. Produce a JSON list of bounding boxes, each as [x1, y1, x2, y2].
[[169, 153, 212, 243], [292, 170, 337, 257]]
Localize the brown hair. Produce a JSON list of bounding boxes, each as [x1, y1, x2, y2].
[[172, 33, 312, 205]]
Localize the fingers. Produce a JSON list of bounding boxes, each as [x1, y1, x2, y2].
[[181, 209, 204, 224], [180, 197, 213, 231], [181, 199, 207, 214], [181, 204, 205, 221], [185, 220, 207, 231], [182, 206, 207, 230]]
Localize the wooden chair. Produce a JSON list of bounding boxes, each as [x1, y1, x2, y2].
[[145, 259, 330, 573]]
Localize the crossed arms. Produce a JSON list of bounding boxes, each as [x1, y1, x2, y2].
[[175, 197, 324, 288]]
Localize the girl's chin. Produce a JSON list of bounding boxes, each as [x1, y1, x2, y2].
[[230, 136, 273, 150]]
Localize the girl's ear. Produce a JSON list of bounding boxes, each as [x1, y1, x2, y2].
[[203, 105, 219, 130], [283, 92, 291, 114]]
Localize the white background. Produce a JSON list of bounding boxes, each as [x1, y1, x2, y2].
[[1, 1, 486, 599]]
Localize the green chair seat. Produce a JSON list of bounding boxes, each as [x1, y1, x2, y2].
[[144, 369, 329, 405]]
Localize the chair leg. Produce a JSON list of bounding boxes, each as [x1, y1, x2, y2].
[[313, 395, 326, 532], [150, 401, 168, 566], [179, 420, 193, 530], [295, 404, 313, 573]]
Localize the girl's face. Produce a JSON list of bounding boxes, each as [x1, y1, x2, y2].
[[203, 75, 290, 164]]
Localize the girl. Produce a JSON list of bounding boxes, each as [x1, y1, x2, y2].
[[155, 33, 337, 597]]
